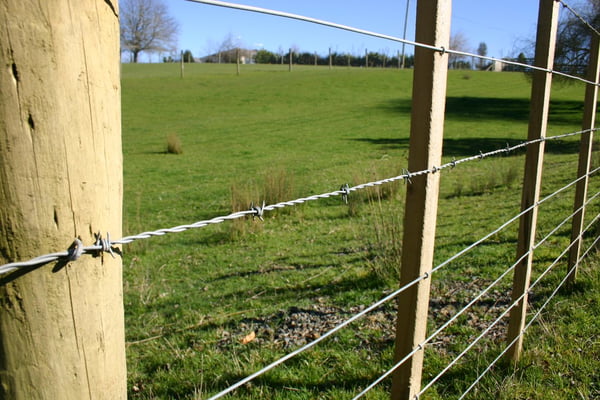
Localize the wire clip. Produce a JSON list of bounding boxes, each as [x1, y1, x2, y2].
[[340, 183, 350, 204], [67, 238, 84, 261], [250, 201, 266, 221]]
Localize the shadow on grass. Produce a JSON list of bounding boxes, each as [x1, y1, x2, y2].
[[352, 137, 580, 157], [377, 96, 585, 125]]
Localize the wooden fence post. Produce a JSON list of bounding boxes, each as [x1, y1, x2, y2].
[[506, 0, 560, 363], [289, 48, 293, 72], [181, 49, 185, 78], [390, 1, 451, 398], [0, 1, 126, 398], [567, 34, 600, 285]]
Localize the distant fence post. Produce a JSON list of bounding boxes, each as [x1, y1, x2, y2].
[[567, 33, 600, 285], [181, 49, 184, 78], [0, 0, 126, 398], [506, 0, 560, 363], [289, 48, 293, 72], [390, 1, 451, 398]]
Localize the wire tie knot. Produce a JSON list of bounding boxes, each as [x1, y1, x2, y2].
[[450, 158, 457, 169], [403, 169, 413, 184], [431, 165, 439, 174], [250, 201, 265, 221], [439, 46, 446, 55], [67, 238, 84, 262], [94, 232, 116, 258], [505, 142, 512, 154], [479, 151, 485, 160], [340, 183, 350, 204]]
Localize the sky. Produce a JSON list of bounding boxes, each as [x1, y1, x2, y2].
[[146, 0, 543, 62]]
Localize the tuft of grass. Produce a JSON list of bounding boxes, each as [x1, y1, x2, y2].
[[166, 133, 183, 154]]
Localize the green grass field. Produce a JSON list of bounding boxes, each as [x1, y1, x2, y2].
[[121, 63, 600, 399]]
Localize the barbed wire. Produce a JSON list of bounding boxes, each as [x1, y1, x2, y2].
[[351, 189, 600, 399], [185, 0, 600, 87], [558, 0, 600, 37], [0, 129, 592, 276], [206, 166, 600, 400], [457, 227, 600, 400]]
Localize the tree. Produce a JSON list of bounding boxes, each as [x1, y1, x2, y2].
[[554, 0, 600, 76], [449, 31, 470, 69], [182, 49, 195, 63], [477, 42, 488, 69], [120, 0, 179, 63]]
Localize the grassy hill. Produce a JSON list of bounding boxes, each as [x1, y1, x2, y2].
[[121, 63, 599, 399]]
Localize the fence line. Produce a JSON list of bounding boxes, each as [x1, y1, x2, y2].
[[349, 190, 600, 399], [417, 199, 600, 398], [557, 0, 600, 37], [205, 170, 600, 400], [458, 230, 600, 400], [0, 129, 592, 277], [187, 0, 599, 86]]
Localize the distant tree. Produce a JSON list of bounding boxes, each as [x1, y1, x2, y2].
[[477, 42, 488, 69], [554, 0, 600, 77], [449, 31, 470, 69], [255, 49, 277, 64], [182, 50, 195, 63], [120, 0, 179, 63], [218, 33, 242, 63]]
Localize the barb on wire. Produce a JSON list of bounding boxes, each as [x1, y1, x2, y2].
[[351, 190, 600, 399], [186, 0, 600, 87], [558, 0, 600, 37], [0, 129, 595, 277], [208, 168, 600, 400]]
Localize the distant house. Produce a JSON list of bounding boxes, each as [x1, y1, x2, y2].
[[199, 48, 257, 64]]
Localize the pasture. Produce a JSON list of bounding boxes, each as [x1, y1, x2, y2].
[[121, 63, 600, 399]]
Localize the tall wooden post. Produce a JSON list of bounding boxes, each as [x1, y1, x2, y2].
[[567, 34, 600, 284], [506, 0, 560, 363], [236, 48, 241, 76], [390, 1, 451, 398], [0, 1, 126, 399]]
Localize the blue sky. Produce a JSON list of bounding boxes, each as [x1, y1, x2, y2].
[[154, 0, 541, 61]]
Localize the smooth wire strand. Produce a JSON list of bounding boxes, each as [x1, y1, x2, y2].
[[0, 129, 594, 276], [205, 273, 429, 400], [351, 189, 600, 400], [457, 227, 600, 400], [185, 0, 600, 87], [417, 196, 600, 397], [209, 167, 600, 400], [558, 0, 600, 37]]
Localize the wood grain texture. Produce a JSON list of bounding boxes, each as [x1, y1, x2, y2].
[[0, 1, 125, 398]]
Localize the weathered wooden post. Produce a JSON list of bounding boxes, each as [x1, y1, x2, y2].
[[0, 0, 126, 398], [289, 48, 293, 72], [506, 0, 560, 363], [567, 34, 600, 284], [390, 1, 451, 398]]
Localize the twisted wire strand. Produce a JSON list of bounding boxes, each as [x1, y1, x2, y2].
[[208, 168, 600, 400], [185, 0, 600, 87], [0, 129, 593, 276], [417, 198, 600, 397], [351, 190, 600, 399], [558, 0, 600, 37], [457, 224, 600, 400]]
